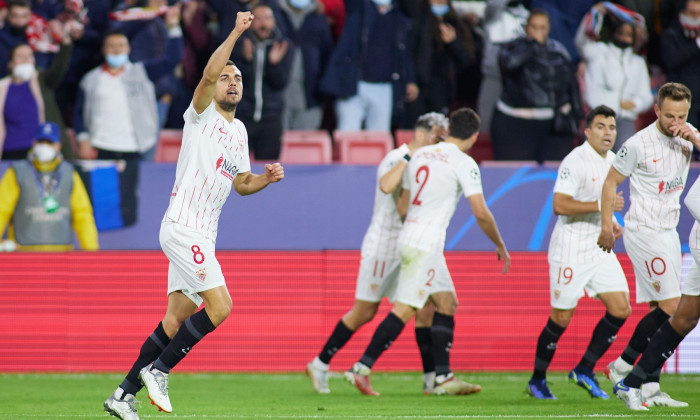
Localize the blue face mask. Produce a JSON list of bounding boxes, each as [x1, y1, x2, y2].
[[371, 0, 392, 6], [431, 4, 449, 17], [289, 0, 312, 8], [105, 53, 129, 68]]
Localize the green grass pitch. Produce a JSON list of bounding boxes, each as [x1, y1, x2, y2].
[[1, 372, 699, 419]]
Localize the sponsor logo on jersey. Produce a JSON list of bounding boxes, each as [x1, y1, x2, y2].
[[658, 177, 684, 194], [196, 268, 207, 282], [215, 154, 239, 181]]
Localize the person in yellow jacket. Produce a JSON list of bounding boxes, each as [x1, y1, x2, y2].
[[0, 122, 98, 251]]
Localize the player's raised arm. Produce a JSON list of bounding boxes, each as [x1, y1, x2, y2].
[[193, 12, 253, 113], [597, 167, 627, 252], [467, 193, 510, 273], [233, 163, 284, 196]]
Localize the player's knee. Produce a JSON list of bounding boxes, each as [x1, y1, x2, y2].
[[672, 316, 698, 336], [207, 297, 232, 326], [162, 316, 183, 338], [609, 303, 632, 319]]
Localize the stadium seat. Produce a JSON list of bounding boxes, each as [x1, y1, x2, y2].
[[279, 130, 332, 164], [155, 129, 183, 162], [469, 132, 494, 163], [394, 129, 413, 147], [334, 130, 394, 164]]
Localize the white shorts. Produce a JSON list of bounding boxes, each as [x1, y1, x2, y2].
[[624, 229, 681, 303], [394, 245, 456, 309], [683, 246, 700, 296], [549, 253, 628, 310], [159, 222, 226, 306], [355, 254, 401, 302]]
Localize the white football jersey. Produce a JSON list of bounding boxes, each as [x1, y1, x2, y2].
[[548, 141, 615, 264], [399, 142, 483, 253], [360, 144, 410, 259], [163, 101, 251, 242], [613, 121, 697, 232]]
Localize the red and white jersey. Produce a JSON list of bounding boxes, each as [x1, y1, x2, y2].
[[613, 121, 697, 232], [548, 141, 615, 264], [360, 144, 410, 258], [399, 142, 482, 253], [163, 102, 251, 242]]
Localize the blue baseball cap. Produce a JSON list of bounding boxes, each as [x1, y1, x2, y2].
[[35, 122, 60, 143]]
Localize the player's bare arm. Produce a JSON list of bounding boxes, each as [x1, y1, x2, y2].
[[233, 163, 284, 196], [193, 12, 253, 113], [552, 191, 624, 216], [467, 194, 510, 273], [597, 167, 627, 252], [379, 160, 408, 194]]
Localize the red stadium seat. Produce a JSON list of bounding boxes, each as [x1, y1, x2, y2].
[[155, 129, 183, 162], [334, 130, 394, 164], [279, 130, 332, 164], [394, 129, 413, 147]]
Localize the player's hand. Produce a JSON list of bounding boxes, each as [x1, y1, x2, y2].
[[614, 191, 624, 212], [268, 41, 289, 65], [265, 163, 284, 183], [233, 11, 254, 36], [496, 244, 510, 274], [612, 223, 623, 240], [597, 229, 615, 252], [670, 122, 700, 146], [78, 141, 97, 160]]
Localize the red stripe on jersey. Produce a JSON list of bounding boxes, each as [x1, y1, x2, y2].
[[201, 123, 208, 135], [198, 176, 209, 202], [176, 187, 188, 223], [184, 188, 196, 227]]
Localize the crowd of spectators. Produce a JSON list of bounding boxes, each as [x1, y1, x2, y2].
[[0, 0, 697, 163]]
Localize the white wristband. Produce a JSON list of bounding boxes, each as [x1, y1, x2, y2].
[[597, 200, 602, 212]]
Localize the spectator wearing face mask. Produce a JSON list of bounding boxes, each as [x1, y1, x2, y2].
[[575, 2, 652, 150], [0, 33, 74, 160], [0, 121, 98, 251]]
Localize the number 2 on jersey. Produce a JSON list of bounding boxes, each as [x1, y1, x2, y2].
[[412, 165, 430, 205]]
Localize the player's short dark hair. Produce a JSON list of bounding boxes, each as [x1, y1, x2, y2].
[[7, 0, 30, 10], [585, 105, 616, 127], [102, 30, 129, 47], [658, 82, 692, 107], [449, 108, 480, 140]]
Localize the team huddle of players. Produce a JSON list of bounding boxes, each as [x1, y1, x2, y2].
[[307, 82, 700, 412]]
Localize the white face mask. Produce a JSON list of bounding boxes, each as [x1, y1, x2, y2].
[[33, 143, 58, 162], [12, 63, 35, 81]]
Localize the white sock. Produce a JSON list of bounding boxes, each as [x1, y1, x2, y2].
[[641, 382, 660, 398], [424, 372, 435, 388], [114, 387, 133, 401], [613, 357, 633, 372], [311, 357, 329, 371]]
